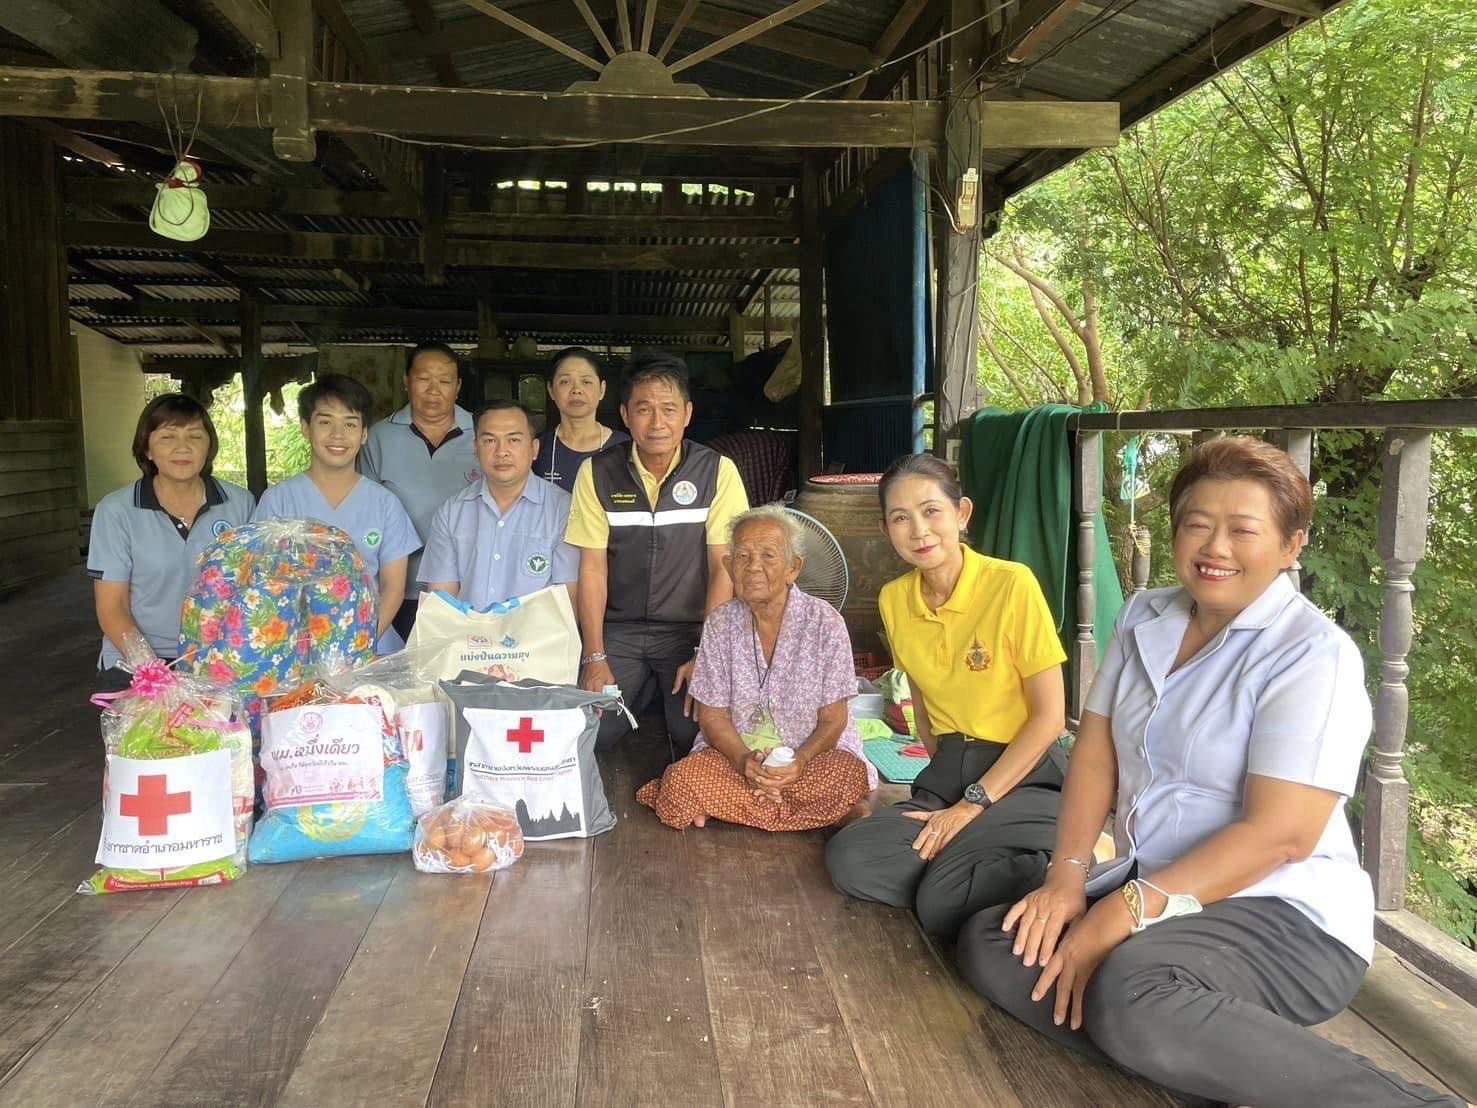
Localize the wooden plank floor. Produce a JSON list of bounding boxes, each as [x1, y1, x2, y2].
[[0, 570, 1468, 1107]]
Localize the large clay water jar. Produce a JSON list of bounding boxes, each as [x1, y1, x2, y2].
[[793, 474, 908, 654]]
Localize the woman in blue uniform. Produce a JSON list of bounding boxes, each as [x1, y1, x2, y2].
[[88, 394, 254, 680]]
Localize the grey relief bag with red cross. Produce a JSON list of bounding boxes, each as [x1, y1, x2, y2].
[[437, 674, 632, 841]]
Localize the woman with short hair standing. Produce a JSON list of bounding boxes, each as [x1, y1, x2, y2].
[[532, 346, 629, 493], [957, 437, 1459, 1107], [88, 394, 254, 678]]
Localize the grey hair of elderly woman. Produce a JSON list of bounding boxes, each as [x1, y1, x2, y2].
[[728, 503, 806, 563]]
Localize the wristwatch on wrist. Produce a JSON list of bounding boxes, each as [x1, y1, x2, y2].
[[581, 651, 608, 666], [962, 782, 992, 810]]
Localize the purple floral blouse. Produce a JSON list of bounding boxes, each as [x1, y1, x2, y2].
[[690, 586, 876, 788]]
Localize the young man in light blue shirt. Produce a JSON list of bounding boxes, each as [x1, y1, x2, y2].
[[253, 374, 421, 653], [361, 342, 479, 637], [418, 400, 578, 608]]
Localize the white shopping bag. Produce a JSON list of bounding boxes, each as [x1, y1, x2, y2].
[[408, 585, 580, 685], [99, 751, 235, 869]]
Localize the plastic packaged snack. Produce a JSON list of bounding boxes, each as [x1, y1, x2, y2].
[[412, 797, 524, 874], [81, 658, 252, 894]]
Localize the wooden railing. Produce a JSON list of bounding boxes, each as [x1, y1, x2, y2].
[[1067, 398, 1477, 1000]]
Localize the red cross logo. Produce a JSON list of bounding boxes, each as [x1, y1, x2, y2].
[[506, 717, 544, 755], [119, 773, 192, 836]]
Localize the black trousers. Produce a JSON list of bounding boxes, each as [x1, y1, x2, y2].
[[824, 735, 1066, 939], [595, 620, 702, 759], [957, 895, 1463, 1108]]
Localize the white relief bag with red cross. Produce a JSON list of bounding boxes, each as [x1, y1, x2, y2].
[[439, 676, 633, 841], [99, 751, 237, 870]]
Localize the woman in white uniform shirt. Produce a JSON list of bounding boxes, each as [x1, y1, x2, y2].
[[957, 438, 1460, 1108]]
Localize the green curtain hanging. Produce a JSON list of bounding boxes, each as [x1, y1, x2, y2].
[[959, 403, 1123, 657]]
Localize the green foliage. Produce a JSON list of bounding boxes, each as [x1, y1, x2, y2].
[[206, 380, 312, 487], [983, 0, 1477, 944]]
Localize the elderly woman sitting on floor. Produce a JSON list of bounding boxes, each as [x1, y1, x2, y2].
[[637, 504, 876, 831]]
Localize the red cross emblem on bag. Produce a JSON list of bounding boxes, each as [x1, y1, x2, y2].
[[506, 717, 544, 754], [120, 773, 193, 836]]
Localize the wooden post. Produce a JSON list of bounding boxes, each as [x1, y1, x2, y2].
[[476, 274, 509, 401], [728, 306, 746, 365], [1364, 428, 1431, 910], [797, 151, 825, 481], [1071, 430, 1102, 725], [1270, 427, 1313, 591], [1130, 525, 1151, 594], [933, 0, 988, 457], [762, 282, 773, 349], [422, 147, 447, 283], [268, 0, 316, 161], [240, 293, 269, 496]]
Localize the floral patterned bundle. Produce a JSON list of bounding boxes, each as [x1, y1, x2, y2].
[[177, 520, 378, 742]]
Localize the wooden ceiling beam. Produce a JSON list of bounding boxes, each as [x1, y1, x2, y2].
[[654, 0, 702, 61], [64, 218, 801, 269], [0, 67, 943, 148], [92, 301, 776, 336], [398, 0, 463, 84], [198, 0, 280, 59], [842, 0, 933, 97], [674, 1, 870, 71], [457, 0, 605, 71], [668, 0, 836, 74], [366, 0, 868, 71], [66, 178, 799, 233], [573, 0, 620, 59], [369, 0, 611, 62], [65, 177, 412, 216]]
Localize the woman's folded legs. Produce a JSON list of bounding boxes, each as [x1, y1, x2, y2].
[[956, 896, 1464, 1108]]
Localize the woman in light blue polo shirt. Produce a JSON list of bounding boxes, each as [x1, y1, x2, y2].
[[88, 394, 254, 679], [956, 437, 1459, 1107]]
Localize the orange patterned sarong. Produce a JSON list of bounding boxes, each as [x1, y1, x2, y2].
[[636, 748, 869, 831]]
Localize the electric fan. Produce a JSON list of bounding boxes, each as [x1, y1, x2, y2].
[[785, 508, 849, 612]]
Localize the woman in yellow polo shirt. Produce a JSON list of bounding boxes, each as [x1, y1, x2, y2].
[[825, 453, 1069, 938]]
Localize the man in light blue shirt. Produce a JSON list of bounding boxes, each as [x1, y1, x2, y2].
[[419, 400, 578, 609], [361, 343, 479, 635]]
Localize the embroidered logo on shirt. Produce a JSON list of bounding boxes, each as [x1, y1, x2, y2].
[[672, 480, 698, 506], [211, 519, 231, 538], [525, 552, 549, 574], [966, 639, 992, 671], [611, 492, 639, 505], [364, 529, 383, 548]]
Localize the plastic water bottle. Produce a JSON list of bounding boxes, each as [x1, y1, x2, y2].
[[763, 746, 796, 769]]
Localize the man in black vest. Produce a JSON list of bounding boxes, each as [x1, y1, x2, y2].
[[564, 353, 750, 755]]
